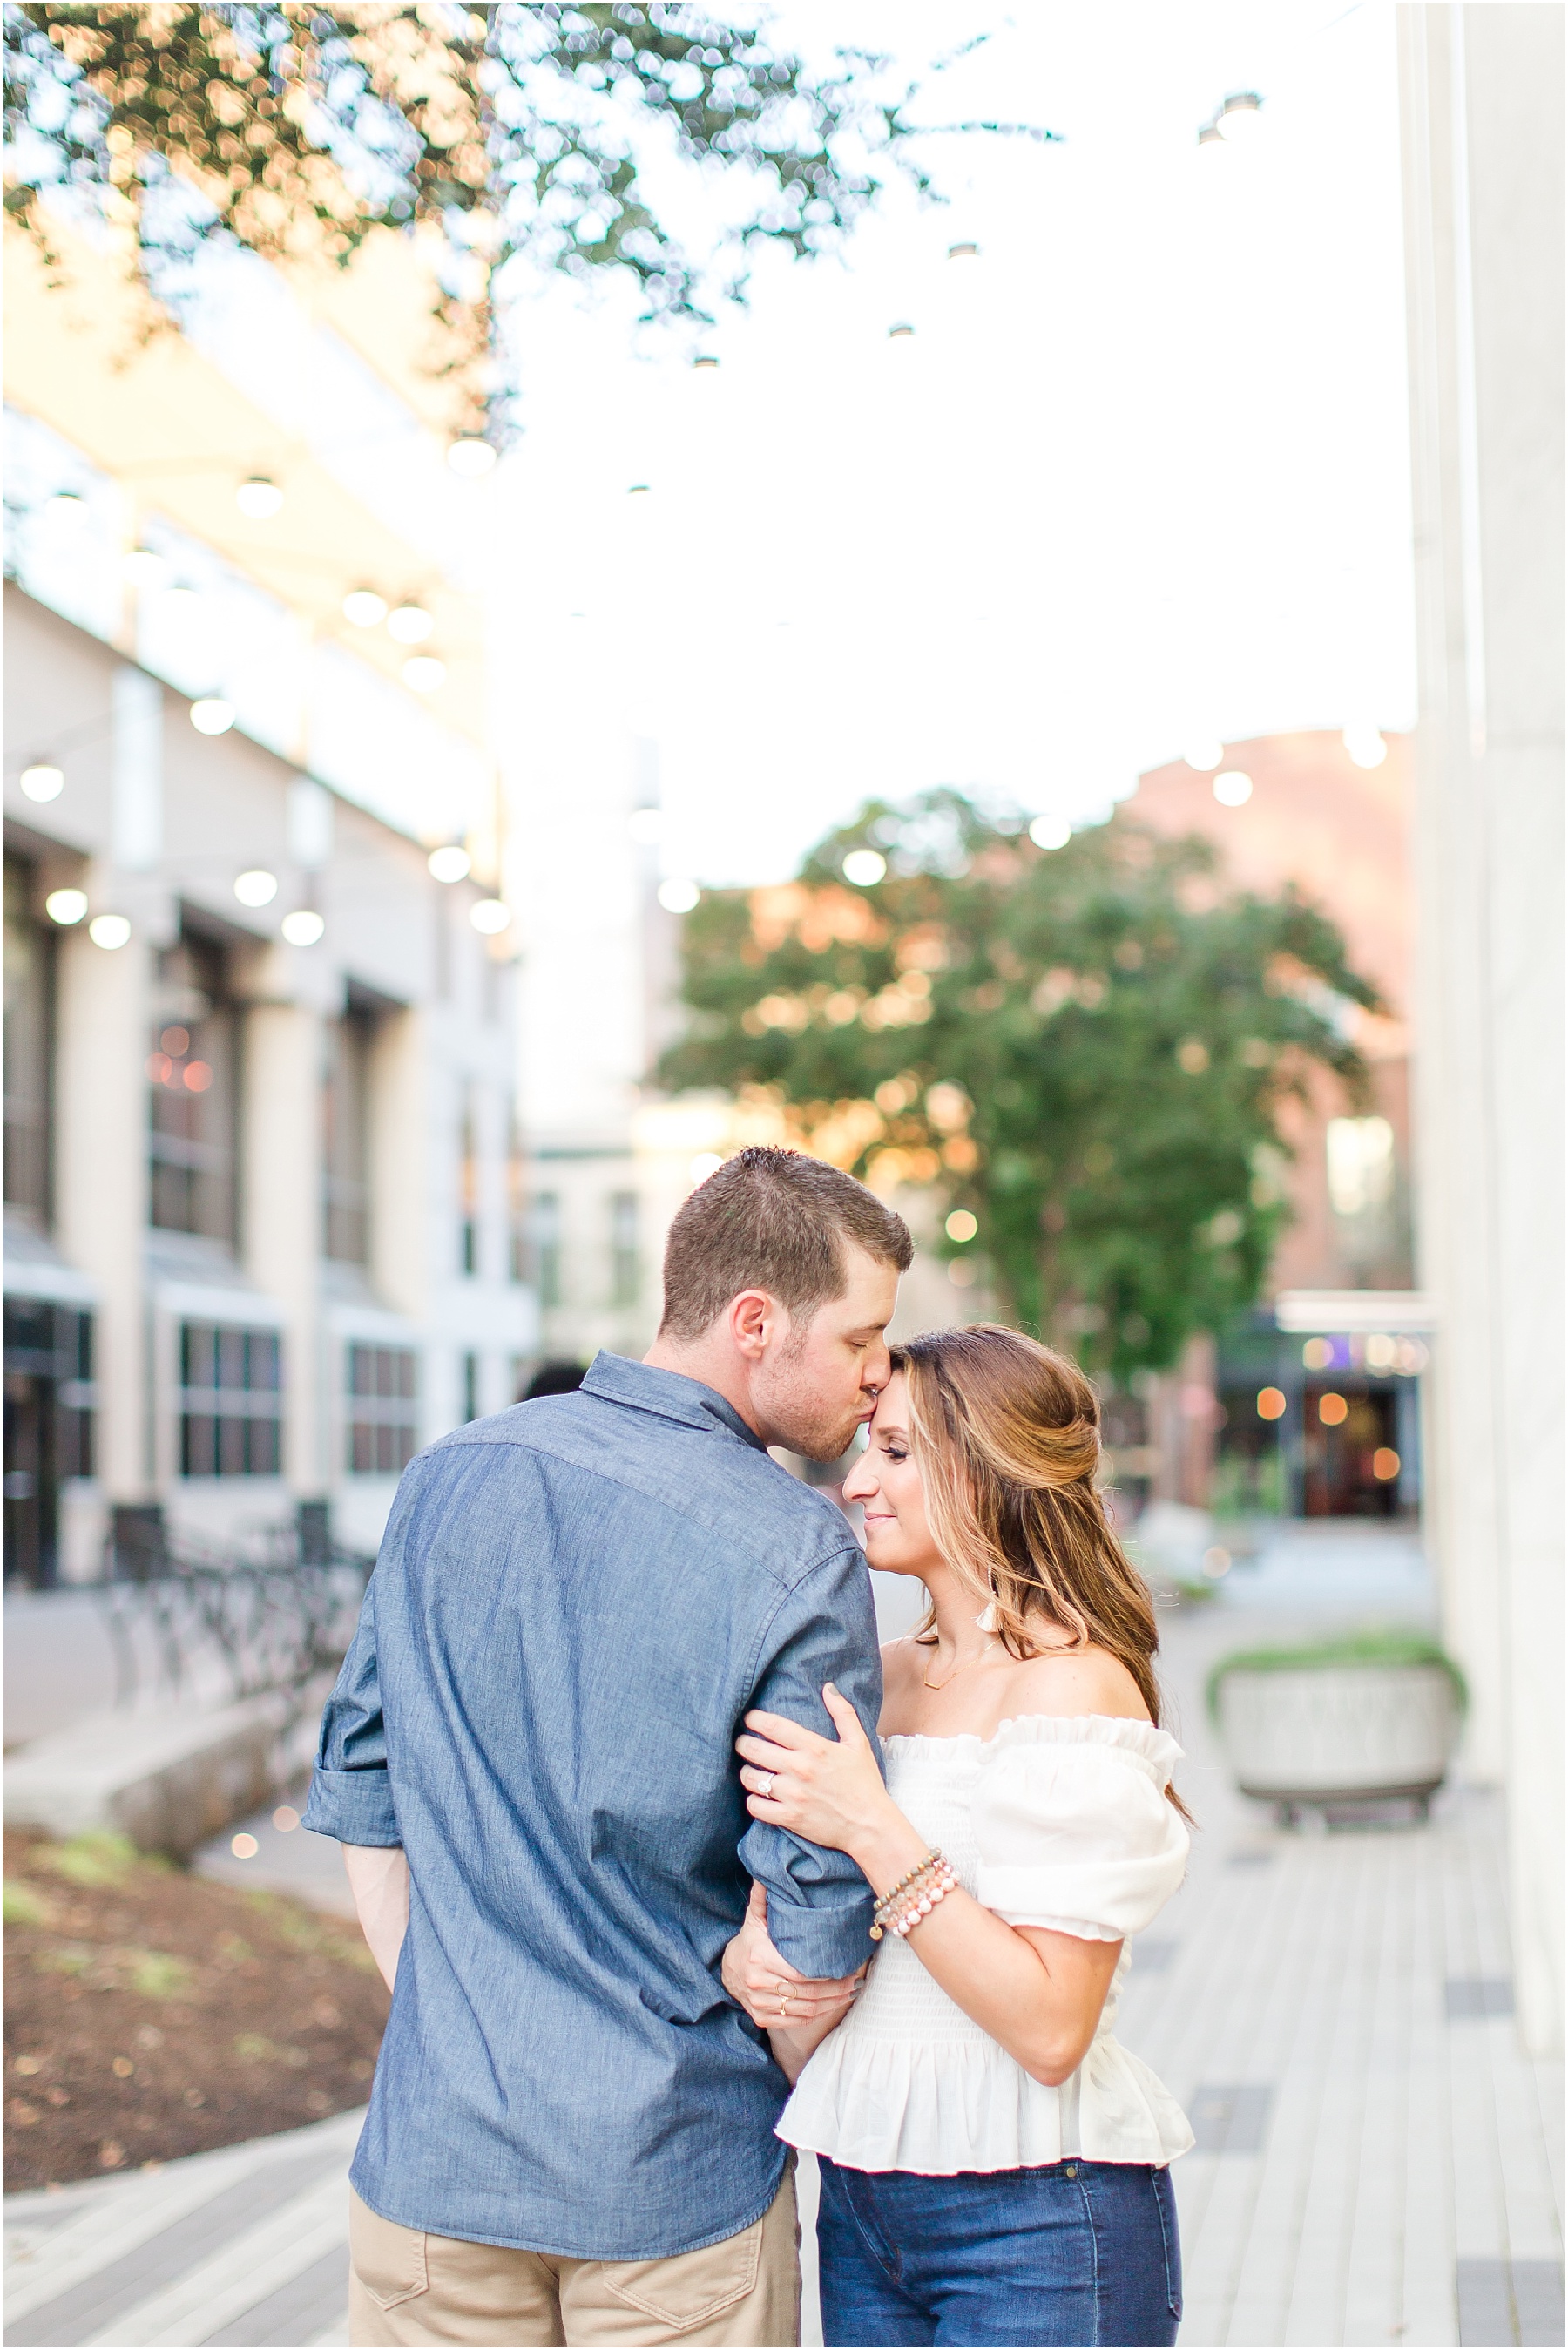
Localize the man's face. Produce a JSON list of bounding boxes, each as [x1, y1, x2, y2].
[[752, 1245, 900, 1462]]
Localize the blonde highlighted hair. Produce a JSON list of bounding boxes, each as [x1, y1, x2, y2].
[[891, 1324, 1187, 1812]]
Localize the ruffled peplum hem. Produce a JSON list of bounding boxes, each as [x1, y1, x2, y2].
[[778, 2028, 1193, 2176]]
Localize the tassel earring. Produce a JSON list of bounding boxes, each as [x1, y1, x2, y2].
[[975, 1601, 998, 1634]]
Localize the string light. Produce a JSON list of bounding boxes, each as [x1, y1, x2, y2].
[[19, 763, 64, 803], [191, 697, 235, 735], [235, 476, 284, 518]]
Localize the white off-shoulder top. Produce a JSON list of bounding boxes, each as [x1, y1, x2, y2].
[[777, 1715, 1194, 2174]]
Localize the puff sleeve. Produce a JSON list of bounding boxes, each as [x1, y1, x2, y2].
[[971, 1717, 1189, 1940]]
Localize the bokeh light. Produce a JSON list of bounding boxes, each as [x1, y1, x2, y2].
[[1256, 1387, 1287, 1420], [842, 850, 887, 886], [19, 762, 64, 802], [945, 1209, 979, 1242], [45, 889, 87, 926], [1318, 1392, 1349, 1426], [89, 914, 131, 950]]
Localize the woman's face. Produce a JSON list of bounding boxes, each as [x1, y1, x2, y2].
[[841, 1372, 943, 1580]]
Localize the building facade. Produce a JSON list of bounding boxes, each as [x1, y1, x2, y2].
[[3, 209, 535, 1580], [1128, 728, 1423, 1524], [4, 586, 533, 1576]]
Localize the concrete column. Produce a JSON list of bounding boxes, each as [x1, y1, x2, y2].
[[369, 1007, 428, 1326], [55, 908, 151, 1502], [242, 1002, 322, 1498], [1398, 3, 1565, 2055]]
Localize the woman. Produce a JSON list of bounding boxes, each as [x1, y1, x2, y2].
[[728, 1325, 1192, 2349]]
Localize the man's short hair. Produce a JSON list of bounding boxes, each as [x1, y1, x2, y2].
[[659, 1147, 913, 1341]]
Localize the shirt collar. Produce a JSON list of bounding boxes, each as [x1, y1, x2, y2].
[[579, 1351, 767, 1453]]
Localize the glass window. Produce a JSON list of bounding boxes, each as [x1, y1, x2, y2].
[[508, 1114, 526, 1285], [150, 936, 238, 1243], [3, 854, 52, 1222], [179, 1321, 282, 1477], [346, 1343, 419, 1475], [3, 1302, 94, 1589], [323, 1009, 373, 1263], [459, 1092, 478, 1276], [533, 1192, 561, 1309], [462, 1350, 479, 1423], [610, 1190, 639, 1309]]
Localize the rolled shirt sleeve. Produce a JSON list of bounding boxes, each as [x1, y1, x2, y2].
[[738, 1546, 882, 1980], [972, 1720, 1189, 1941], [301, 1576, 402, 1848]]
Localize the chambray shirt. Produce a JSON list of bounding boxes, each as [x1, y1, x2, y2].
[[302, 1351, 881, 2259]]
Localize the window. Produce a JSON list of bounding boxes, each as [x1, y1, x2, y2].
[[533, 1192, 561, 1308], [3, 1302, 93, 1589], [1326, 1117, 1395, 1218], [610, 1190, 639, 1309], [4, 856, 52, 1222], [346, 1344, 419, 1475], [463, 1350, 479, 1423], [459, 1092, 478, 1276], [323, 1009, 373, 1263], [180, 1323, 282, 1477], [508, 1114, 527, 1284], [150, 936, 238, 1243]]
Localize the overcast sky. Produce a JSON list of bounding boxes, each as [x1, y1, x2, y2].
[[487, 2, 1416, 890]]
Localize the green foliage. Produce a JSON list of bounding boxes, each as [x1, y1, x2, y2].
[[3, 5, 1051, 434], [3, 1877, 53, 1926], [38, 1829, 139, 1887], [1206, 1629, 1469, 1723], [127, 1947, 196, 1999], [660, 789, 1380, 1378]]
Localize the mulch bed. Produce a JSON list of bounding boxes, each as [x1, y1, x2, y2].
[[4, 1829, 389, 2191]]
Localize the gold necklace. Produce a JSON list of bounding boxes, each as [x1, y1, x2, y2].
[[921, 1642, 992, 1693]]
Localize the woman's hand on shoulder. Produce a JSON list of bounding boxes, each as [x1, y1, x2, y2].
[[1009, 1642, 1151, 1724]]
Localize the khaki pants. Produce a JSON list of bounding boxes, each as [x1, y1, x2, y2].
[[348, 2166, 801, 2348]]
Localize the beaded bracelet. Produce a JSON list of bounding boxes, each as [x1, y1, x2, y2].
[[870, 1849, 953, 1940], [884, 1858, 958, 1939], [868, 1850, 941, 1939]]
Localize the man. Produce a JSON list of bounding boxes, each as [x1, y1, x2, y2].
[[302, 1147, 913, 2347]]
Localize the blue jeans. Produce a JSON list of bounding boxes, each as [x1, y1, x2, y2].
[[816, 2158, 1182, 2347]]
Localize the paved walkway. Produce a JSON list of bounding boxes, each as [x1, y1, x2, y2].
[[7, 1541, 1562, 2348]]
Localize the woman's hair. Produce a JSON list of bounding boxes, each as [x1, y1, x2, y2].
[[889, 1324, 1188, 1813]]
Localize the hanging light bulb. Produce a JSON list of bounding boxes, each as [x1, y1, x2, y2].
[[342, 588, 388, 628], [235, 476, 284, 518], [388, 601, 434, 644], [1218, 91, 1264, 141], [447, 438, 497, 479]]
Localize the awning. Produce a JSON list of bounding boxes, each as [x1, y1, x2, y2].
[[1274, 1290, 1436, 1335]]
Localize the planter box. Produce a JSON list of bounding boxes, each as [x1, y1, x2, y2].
[[1216, 1663, 1461, 1820]]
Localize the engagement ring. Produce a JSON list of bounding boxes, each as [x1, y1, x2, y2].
[[755, 1771, 776, 1798]]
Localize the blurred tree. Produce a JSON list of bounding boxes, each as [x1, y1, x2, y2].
[[659, 792, 1382, 1378], [3, 5, 1048, 435]]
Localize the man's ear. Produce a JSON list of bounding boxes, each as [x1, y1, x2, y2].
[[729, 1289, 777, 1361]]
